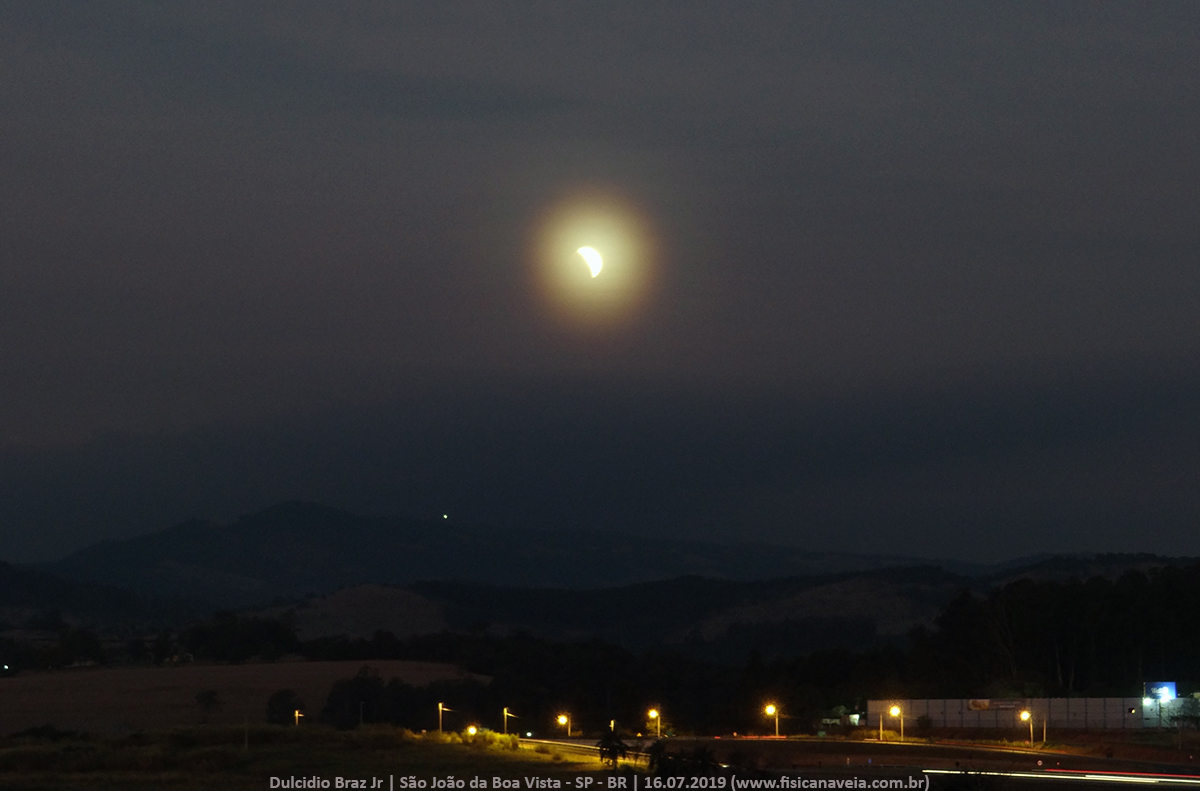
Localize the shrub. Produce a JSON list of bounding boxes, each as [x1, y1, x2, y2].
[[196, 690, 221, 724], [321, 667, 385, 730], [267, 689, 306, 725]]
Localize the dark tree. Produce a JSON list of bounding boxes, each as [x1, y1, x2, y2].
[[321, 667, 386, 729], [184, 614, 299, 662], [596, 728, 627, 767], [267, 689, 305, 725], [126, 638, 149, 663], [152, 632, 174, 665], [195, 689, 221, 724], [51, 628, 104, 667]]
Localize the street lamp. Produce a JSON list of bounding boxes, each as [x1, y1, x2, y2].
[[890, 706, 903, 742], [648, 708, 661, 738], [765, 704, 780, 737], [1020, 710, 1033, 745], [557, 713, 571, 738], [438, 702, 453, 732], [503, 707, 518, 735]]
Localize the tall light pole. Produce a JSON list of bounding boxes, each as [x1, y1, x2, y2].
[[890, 706, 903, 742], [557, 713, 571, 738], [765, 704, 779, 737], [503, 707, 518, 735], [648, 708, 661, 738], [1020, 710, 1033, 745], [438, 702, 452, 732]]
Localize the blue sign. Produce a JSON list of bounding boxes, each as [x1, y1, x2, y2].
[[1144, 682, 1177, 700]]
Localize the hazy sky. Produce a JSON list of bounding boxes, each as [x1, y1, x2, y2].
[[2, 3, 1199, 562]]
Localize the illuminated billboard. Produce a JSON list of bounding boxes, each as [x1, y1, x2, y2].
[[1144, 682, 1177, 701]]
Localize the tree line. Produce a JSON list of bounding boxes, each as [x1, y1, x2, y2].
[[293, 565, 1200, 734], [6, 564, 1200, 734]]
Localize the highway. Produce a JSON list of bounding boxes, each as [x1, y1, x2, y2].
[[527, 736, 1200, 787], [521, 737, 650, 766]]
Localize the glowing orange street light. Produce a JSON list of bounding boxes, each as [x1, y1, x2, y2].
[[294, 709, 304, 727], [438, 702, 453, 732], [467, 725, 478, 736], [764, 704, 779, 737], [1020, 710, 1033, 745], [648, 708, 661, 738], [890, 706, 903, 742], [557, 713, 571, 738]]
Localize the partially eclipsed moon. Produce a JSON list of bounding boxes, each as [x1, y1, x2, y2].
[[576, 246, 603, 277]]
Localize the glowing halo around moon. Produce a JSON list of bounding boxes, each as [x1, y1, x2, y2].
[[528, 191, 658, 327], [577, 246, 603, 277]]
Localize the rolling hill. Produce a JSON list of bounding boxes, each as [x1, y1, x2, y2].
[[47, 501, 934, 607], [23, 501, 1200, 659]]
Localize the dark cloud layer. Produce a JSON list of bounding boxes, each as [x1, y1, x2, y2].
[[1, 2, 1198, 561]]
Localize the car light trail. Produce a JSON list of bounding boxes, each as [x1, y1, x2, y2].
[[923, 769, 1200, 786]]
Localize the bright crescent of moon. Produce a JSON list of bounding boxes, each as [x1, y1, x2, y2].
[[577, 246, 603, 277]]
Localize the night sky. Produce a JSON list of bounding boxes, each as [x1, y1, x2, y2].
[[2, 3, 1199, 563]]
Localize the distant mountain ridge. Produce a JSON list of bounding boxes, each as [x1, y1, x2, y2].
[[39, 502, 1200, 612], [5, 501, 1196, 660], [47, 502, 942, 607]]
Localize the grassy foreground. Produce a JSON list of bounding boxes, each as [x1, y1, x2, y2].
[[0, 725, 605, 791]]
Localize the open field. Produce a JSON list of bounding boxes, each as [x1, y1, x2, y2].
[[0, 660, 485, 736], [0, 725, 604, 791]]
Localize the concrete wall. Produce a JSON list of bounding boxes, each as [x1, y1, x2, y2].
[[867, 698, 1181, 730]]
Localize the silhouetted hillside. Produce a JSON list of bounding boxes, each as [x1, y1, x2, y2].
[[980, 553, 1200, 586], [0, 560, 188, 631], [12, 499, 1200, 666], [43, 502, 1200, 614], [48, 502, 934, 606], [274, 556, 1200, 661], [407, 566, 969, 659]]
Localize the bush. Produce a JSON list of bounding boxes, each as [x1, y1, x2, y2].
[[423, 729, 463, 744], [183, 614, 299, 662], [848, 728, 898, 740], [8, 724, 86, 742], [321, 667, 385, 729], [267, 689, 306, 725], [50, 628, 105, 666], [196, 690, 221, 724], [460, 729, 519, 751]]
